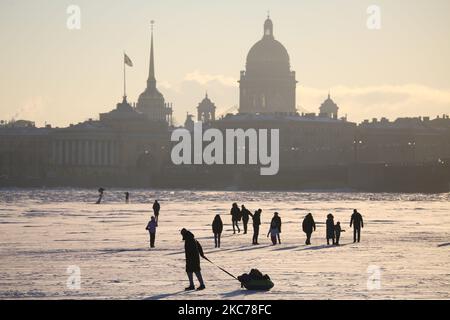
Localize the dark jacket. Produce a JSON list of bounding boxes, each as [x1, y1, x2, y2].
[[271, 216, 282, 233], [153, 202, 160, 214], [302, 215, 316, 234], [350, 212, 364, 229], [249, 211, 261, 226], [212, 216, 223, 234], [326, 216, 335, 239], [241, 208, 251, 222], [183, 231, 205, 273], [231, 206, 241, 221]]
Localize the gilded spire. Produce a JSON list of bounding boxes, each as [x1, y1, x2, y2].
[[147, 20, 156, 88]]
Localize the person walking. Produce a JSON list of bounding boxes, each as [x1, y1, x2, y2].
[[241, 205, 251, 234], [270, 212, 282, 244], [326, 213, 335, 245], [249, 209, 262, 245], [350, 209, 364, 243], [334, 221, 345, 245], [302, 213, 316, 245], [212, 215, 223, 248], [230, 203, 241, 234], [145, 216, 158, 248], [125, 192, 130, 204], [153, 200, 160, 223], [181, 228, 206, 291]]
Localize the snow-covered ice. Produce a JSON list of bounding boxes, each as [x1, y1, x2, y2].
[[0, 189, 449, 300]]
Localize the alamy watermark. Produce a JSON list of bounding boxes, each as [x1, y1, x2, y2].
[[66, 265, 81, 290], [66, 5, 81, 30], [367, 265, 382, 290], [171, 122, 279, 176], [367, 5, 381, 30]]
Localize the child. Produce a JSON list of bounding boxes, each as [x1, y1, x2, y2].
[[145, 216, 158, 248], [212, 215, 223, 248], [326, 213, 335, 245], [267, 222, 279, 245], [334, 221, 345, 245]]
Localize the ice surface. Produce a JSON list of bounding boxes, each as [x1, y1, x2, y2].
[[0, 189, 449, 300]]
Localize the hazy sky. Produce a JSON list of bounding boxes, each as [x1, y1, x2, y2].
[[1, 0, 449, 127]]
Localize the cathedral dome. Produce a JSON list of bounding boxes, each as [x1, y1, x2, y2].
[[246, 17, 290, 72]]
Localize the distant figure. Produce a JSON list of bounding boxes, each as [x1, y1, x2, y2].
[[267, 221, 280, 245], [153, 200, 160, 223], [350, 209, 364, 243], [125, 192, 130, 204], [326, 214, 335, 245], [212, 215, 223, 248], [241, 205, 251, 234], [302, 213, 316, 245], [96, 188, 104, 204], [181, 229, 206, 291], [230, 203, 241, 234], [334, 221, 345, 245], [145, 216, 158, 248], [270, 212, 282, 244], [249, 209, 262, 245]]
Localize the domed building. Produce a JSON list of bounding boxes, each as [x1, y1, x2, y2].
[[319, 93, 339, 119], [197, 93, 216, 122], [239, 16, 297, 114]]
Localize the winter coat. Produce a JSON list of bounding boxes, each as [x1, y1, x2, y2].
[[326, 218, 335, 239], [335, 224, 343, 237], [249, 212, 261, 226], [153, 202, 160, 214], [231, 206, 241, 222], [241, 208, 251, 223], [271, 216, 282, 233], [302, 215, 316, 234], [350, 212, 364, 229], [183, 230, 205, 273], [212, 217, 223, 234], [146, 220, 158, 233]]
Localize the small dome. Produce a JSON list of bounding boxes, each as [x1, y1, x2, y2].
[[320, 94, 339, 112]]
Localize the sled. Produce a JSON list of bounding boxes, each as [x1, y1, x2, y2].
[[241, 279, 274, 291]]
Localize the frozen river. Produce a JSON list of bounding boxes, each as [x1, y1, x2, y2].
[[0, 189, 449, 299]]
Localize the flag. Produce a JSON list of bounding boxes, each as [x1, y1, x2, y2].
[[124, 53, 133, 67]]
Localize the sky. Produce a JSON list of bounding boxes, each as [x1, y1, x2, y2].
[[0, 0, 449, 127]]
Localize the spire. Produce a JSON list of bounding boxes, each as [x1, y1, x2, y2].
[[147, 20, 156, 89]]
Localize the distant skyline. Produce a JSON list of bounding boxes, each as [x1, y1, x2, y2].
[[1, 0, 450, 127]]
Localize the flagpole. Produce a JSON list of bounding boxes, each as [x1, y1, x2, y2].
[[123, 52, 126, 98]]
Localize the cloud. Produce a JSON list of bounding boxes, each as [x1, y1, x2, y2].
[[298, 84, 450, 122], [9, 96, 46, 121], [184, 70, 238, 88]]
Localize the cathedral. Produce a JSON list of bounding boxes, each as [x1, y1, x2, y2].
[[239, 16, 297, 114]]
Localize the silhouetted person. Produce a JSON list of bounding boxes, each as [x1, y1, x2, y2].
[[350, 209, 364, 243], [302, 213, 316, 245], [326, 213, 335, 245], [334, 221, 345, 245], [181, 228, 206, 291], [230, 203, 241, 234], [212, 215, 223, 248], [241, 205, 251, 234], [267, 221, 279, 245], [145, 216, 158, 248], [96, 188, 104, 204], [270, 212, 282, 244], [153, 200, 160, 223], [125, 192, 130, 204], [249, 209, 262, 245]]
